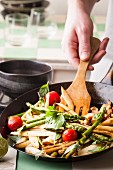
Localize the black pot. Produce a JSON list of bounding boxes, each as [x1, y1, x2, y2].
[[0, 60, 53, 98]]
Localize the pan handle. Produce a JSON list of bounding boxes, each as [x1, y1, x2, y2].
[[100, 63, 113, 85]]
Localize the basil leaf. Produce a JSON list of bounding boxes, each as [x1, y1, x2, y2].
[[46, 106, 57, 117], [39, 82, 49, 97], [46, 113, 65, 130], [54, 114, 65, 130]]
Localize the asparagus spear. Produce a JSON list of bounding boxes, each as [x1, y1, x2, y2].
[[79, 108, 106, 145], [64, 108, 106, 158], [63, 141, 80, 159], [91, 133, 113, 143], [26, 116, 45, 123], [26, 103, 59, 114], [21, 119, 46, 131], [63, 113, 85, 121], [65, 123, 86, 133], [26, 102, 48, 114]]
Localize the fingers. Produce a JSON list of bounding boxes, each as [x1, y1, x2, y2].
[[66, 43, 80, 69], [88, 37, 109, 70], [88, 65, 94, 71], [62, 29, 80, 69], [91, 50, 106, 64], [77, 21, 93, 61], [78, 33, 91, 61], [99, 37, 109, 51], [90, 37, 109, 65]]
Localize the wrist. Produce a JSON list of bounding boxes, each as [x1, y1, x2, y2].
[[68, 0, 97, 15]]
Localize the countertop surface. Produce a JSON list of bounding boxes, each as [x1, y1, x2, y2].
[[16, 149, 113, 170]]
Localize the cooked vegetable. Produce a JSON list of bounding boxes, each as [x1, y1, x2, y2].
[[79, 108, 106, 145], [8, 116, 23, 131], [62, 107, 106, 158], [65, 123, 86, 133], [20, 119, 46, 131], [90, 133, 113, 143], [45, 91, 60, 106], [62, 129, 78, 142], [7, 83, 113, 159]]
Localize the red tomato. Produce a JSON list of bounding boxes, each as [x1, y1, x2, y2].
[[62, 129, 78, 142], [45, 91, 60, 106], [8, 116, 23, 131]]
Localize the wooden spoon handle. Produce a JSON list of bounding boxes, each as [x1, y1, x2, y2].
[[75, 37, 101, 81]]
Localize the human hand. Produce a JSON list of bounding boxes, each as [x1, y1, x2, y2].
[[62, 1, 109, 70]]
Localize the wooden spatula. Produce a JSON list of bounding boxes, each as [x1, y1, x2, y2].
[[66, 37, 101, 116]]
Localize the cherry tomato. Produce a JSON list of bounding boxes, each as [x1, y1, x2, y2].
[[45, 91, 60, 106], [8, 116, 23, 131], [62, 129, 78, 142]]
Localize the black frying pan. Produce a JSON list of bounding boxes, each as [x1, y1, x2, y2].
[[1, 75, 113, 161]]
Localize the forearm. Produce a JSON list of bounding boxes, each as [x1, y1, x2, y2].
[[68, 0, 97, 15]]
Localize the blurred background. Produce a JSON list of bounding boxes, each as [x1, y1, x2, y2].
[[0, 0, 110, 84], [48, 0, 108, 15], [0, 0, 108, 16]]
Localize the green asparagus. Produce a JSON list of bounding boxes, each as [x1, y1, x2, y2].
[[63, 113, 85, 121], [26, 102, 48, 114], [22, 119, 46, 130], [64, 108, 106, 158], [65, 123, 86, 133], [26, 116, 45, 123], [79, 108, 106, 145], [91, 133, 113, 143]]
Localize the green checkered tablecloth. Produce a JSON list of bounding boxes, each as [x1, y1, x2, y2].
[[0, 15, 106, 61]]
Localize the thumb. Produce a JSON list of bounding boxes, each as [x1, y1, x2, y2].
[[78, 34, 91, 61]]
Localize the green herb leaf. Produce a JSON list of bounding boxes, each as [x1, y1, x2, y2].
[[46, 106, 57, 117], [46, 112, 65, 130], [54, 114, 65, 130], [39, 82, 49, 97], [55, 133, 62, 140]]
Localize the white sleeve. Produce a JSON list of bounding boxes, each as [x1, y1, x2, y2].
[[104, 0, 113, 61]]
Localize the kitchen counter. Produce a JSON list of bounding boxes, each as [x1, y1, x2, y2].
[[17, 149, 113, 170]]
